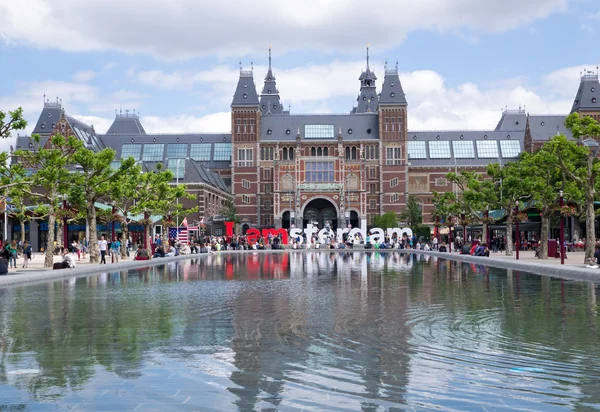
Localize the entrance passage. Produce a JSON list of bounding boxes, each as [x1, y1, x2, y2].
[[303, 198, 338, 231]]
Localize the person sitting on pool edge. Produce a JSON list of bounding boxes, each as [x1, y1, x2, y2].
[[134, 245, 150, 260], [474, 243, 490, 257], [62, 249, 76, 268]]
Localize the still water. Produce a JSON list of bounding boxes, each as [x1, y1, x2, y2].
[[1, 251, 599, 411]]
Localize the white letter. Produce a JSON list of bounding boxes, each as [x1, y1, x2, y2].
[[370, 228, 385, 244], [290, 228, 303, 245]]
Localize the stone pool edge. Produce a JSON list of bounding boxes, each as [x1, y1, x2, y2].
[[1, 248, 598, 287], [398, 249, 600, 282]]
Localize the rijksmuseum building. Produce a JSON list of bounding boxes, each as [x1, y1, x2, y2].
[[13, 50, 600, 237]]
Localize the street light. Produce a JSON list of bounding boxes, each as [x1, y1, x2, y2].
[[485, 205, 490, 247], [559, 190, 565, 265], [515, 200, 519, 260]]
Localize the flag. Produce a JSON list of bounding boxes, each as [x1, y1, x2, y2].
[[181, 217, 188, 227], [200, 218, 204, 224], [169, 227, 188, 244]]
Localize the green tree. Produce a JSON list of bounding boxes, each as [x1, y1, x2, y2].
[[131, 164, 187, 251], [484, 160, 531, 256], [518, 149, 562, 259], [220, 199, 240, 224], [545, 113, 600, 261], [398, 195, 423, 229], [13, 133, 80, 267], [0, 107, 27, 139], [373, 211, 398, 230], [71, 146, 136, 263], [446, 170, 490, 243], [109, 163, 143, 257]]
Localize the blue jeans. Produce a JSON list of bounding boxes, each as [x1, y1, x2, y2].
[[9, 255, 16, 268]]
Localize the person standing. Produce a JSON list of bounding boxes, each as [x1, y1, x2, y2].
[[98, 235, 108, 264], [111, 237, 121, 263], [7, 240, 17, 269]]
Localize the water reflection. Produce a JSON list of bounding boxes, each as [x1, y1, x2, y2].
[[0, 251, 599, 410]]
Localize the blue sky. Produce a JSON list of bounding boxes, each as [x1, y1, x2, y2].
[[0, 0, 599, 152]]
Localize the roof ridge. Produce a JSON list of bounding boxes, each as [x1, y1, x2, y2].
[[409, 129, 502, 133]]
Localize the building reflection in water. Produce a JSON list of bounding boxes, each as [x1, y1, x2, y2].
[[0, 252, 599, 410]]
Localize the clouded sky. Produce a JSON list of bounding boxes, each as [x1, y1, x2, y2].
[[1, 0, 599, 153]]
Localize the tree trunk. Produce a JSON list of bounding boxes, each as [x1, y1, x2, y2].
[[86, 197, 99, 263], [538, 212, 549, 259], [56, 223, 63, 249], [586, 187, 595, 262], [482, 222, 487, 247], [121, 222, 128, 258], [19, 220, 25, 245], [45, 207, 56, 268], [505, 218, 513, 256], [145, 223, 152, 251]]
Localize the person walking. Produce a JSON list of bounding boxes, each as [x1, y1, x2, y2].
[[22, 241, 32, 268], [98, 235, 108, 264], [111, 237, 121, 263]]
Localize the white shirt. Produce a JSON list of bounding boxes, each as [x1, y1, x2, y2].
[[98, 240, 108, 251], [63, 253, 76, 268]]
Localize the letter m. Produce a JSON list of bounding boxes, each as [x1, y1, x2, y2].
[[261, 228, 289, 244]]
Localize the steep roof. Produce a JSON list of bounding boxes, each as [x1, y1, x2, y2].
[[260, 113, 379, 141], [259, 48, 284, 116], [527, 114, 572, 140], [65, 115, 105, 151], [231, 67, 259, 107], [379, 63, 407, 105], [572, 72, 600, 112], [354, 47, 379, 113], [32, 101, 63, 137], [494, 109, 527, 132], [106, 112, 147, 135]]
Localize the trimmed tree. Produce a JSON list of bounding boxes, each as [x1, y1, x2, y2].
[[71, 146, 136, 263], [545, 113, 600, 262], [13, 134, 80, 267]]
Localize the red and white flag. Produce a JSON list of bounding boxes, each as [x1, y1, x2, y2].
[[181, 217, 188, 227]]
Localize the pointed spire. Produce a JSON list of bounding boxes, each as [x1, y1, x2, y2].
[[366, 43, 370, 70], [268, 44, 272, 71]]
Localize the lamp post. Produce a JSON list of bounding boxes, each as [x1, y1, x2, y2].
[[583, 138, 600, 262], [515, 200, 520, 260], [559, 190, 565, 265], [485, 206, 490, 247], [461, 212, 467, 244], [175, 158, 185, 228], [111, 202, 116, 243]]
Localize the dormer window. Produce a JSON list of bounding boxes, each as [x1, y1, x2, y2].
[[267, 129, 272, 135], [592, 87, 595, 92], [244, 83, 247, 88], [541, 122, 545, 126], [391, 82, 394, 87], [273, 104, 277, 109], [262, 104, 266, 110], [268, 89, 272, 94], [593, 98, 597, 103], [243, 93, 248, 99], [390, 92, 395, 98], [41, 123, 46, 129]]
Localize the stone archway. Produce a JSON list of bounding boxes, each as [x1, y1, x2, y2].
[[301, 197, 339, 230]]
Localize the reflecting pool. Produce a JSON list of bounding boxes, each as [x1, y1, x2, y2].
[[1, 252, 600, 411]]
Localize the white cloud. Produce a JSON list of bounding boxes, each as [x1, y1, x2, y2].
[[73, 69, 97, 82], [142, 112, 231, 134], [0, 0, 568, 59]]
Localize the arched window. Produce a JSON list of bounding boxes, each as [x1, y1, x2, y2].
[[282, 147, 288, 160], [317, 147, 322, 156], [311, 147, 316, 157], [345, 146, 350, 160], [323, 147, 328, 156], [351, 146, 357, 160], [289, 147, 294, 160]]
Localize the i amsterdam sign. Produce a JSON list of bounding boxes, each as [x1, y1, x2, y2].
[[296, 183, 343, 191], [225, 221, 413, 246]]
